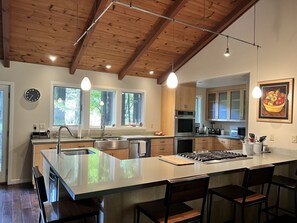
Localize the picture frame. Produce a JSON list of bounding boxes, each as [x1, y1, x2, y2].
[[257, 78, 294, 123]]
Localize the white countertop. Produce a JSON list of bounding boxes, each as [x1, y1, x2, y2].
[[41, 148, 297, 200]]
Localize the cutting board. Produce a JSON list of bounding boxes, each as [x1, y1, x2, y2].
[[159, 155, 195, 166]]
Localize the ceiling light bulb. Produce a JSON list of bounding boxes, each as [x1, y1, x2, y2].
[[252, 86, 262, 98], [49, 55, 57, 62], [81, 77, 91, 91], [166, 72, 178, 88], [149, 70, 154, 75], [106, 65, 111, 69], [224, 48, 230, 57]]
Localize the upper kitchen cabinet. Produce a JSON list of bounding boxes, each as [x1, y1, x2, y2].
[[161, 83, 196, 135], [175, 85, 196, 111], [206, 85, 246, 122]]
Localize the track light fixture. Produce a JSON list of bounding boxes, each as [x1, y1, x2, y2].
[[224, 36, 230, 57]]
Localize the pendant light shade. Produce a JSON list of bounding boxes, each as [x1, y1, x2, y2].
[[166, 71, 178, 88], [252, 86, 262, 98], [81, 77, 91, 91]]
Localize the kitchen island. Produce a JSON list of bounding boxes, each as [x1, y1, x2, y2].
[[41, 148, 297, 223]]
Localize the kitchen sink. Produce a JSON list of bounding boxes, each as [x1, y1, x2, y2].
[[62, 149, 95, 156], [91, 137, 122, 141], [94, 138, 129, 150]]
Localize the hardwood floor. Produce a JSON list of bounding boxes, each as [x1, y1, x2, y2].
[[0, 183, 39, 223]]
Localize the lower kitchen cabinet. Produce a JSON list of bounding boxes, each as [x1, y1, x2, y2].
[[151, 138, 174, 157], [102, 149, 129, 160], [229, 139, 242, 150], [32, 141, 94, 185], [214, 138, 230, 150], [195, 137, 213, 151]]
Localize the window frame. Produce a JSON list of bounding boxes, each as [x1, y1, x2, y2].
[[120, 90, 145, 128], [88, 87, 117, 129], [50, 82, 83, 130], [50, 82, 146, 130]]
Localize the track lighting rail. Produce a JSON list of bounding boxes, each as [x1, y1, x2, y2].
[[74, 0, 261, 48]]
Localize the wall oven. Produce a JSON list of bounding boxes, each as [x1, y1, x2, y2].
[[174, 110, 195, 136], [174, 137, 195, 154]]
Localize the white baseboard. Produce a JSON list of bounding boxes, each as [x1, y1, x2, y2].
[[7, 178, 32, 185]]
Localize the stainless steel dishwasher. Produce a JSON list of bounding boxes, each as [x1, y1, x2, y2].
[[129, 139, 151, 158]]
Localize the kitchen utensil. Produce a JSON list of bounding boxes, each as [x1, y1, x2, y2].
[[259, 136, 267, 142]]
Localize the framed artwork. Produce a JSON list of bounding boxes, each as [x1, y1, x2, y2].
[[257, 78, 294, 123]]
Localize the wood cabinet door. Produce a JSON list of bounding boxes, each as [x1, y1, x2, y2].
[[195, 137, 213, 151], [214, 138, 230, 150], [207, 93, 217, 120], [151, 138, 174, 156], [175, 86, 196, 111], [229, 139, 242, 150], [103, 149, 129, 160]]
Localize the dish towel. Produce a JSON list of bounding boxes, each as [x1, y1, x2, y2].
[[139, 140, 147, 156]]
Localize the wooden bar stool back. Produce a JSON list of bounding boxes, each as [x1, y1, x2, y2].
[[136, 174, 210, 223], [207, 164, 275, 223], [32, 166, 100, 223]]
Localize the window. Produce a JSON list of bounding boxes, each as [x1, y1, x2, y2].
[[90, 89, 116, 127], [121, 92, 144, 126], [195, 96, 202, 124], [53, 86, 81, 126]]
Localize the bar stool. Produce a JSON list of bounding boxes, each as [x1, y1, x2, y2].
[[207, 164, 275, 223], [271, 175, 297, 217], [135, 174, 210, 223], [32, 166, 101, 223]]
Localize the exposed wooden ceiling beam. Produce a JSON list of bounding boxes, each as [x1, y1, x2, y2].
[[157, 0, 259, 85], [70, 0, 110, 74], [2, 0, 10, 67], [118, 0, 188, 80]]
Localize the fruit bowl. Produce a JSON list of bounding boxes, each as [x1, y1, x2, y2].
[[263, 101, 286, 112]]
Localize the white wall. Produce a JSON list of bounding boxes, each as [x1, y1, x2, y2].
[[177, 0, 297, 150], [0, 61, 161, 184]]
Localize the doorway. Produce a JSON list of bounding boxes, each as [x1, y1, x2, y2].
[[0, 85, 10, 182]]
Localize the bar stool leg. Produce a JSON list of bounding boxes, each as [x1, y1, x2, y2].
[[135, 207, 140, 223], [233, 203, 236, 222], [207, 193, 213, 223], [257, 203, 262, 223], [295, 189, 297, 219], [275, 185, 281, 216], [241, 205, 245, 223]]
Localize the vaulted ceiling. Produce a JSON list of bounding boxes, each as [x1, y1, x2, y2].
[[1, 0, 258, 84]]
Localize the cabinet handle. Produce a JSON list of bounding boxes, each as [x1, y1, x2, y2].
[[160, 148, 165, 151], [160, 141, 165, 143]]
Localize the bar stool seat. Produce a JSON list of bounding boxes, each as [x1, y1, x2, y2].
[[207, 164, 275, 223], [271, 175, 297, 217], [135, 174, 210, 223]]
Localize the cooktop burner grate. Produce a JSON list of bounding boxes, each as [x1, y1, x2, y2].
[[178, 151, 251, 164]]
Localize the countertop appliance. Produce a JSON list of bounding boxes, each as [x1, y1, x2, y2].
[[129, 139, 151, 158], [178, 151, 250, 164], [174, 137, 195, 154], [174, 110, 195, 136]]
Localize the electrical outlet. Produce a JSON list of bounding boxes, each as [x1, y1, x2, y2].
[[33, 123, 38, 132], [292, 136, 297, 143], [39, 123, 46, 131], [269, 134, 274, 141]]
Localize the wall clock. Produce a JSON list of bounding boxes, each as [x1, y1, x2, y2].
[[24, 88, 41, 102]]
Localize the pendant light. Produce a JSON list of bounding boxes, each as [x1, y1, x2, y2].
[[224, 36, 230, 57], [81, 77, 91, 91], [166, 21, 178, 88], [251, 6, 262, 99], [252, 46, 262, 98], [167, 64, 178, 88]]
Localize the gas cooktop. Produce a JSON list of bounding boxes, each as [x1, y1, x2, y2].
[[178, 151, 251, 164]]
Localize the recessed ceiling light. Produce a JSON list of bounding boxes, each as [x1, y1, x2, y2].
[[106, 65, 111, 69], [149, 71, 154, 75], [49, 55, 57, 62]]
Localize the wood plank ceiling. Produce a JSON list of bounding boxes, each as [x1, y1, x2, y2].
[[1, 0, 258, 84]]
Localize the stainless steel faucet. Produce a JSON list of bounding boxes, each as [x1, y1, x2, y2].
[[56, 126, 74, 154]]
